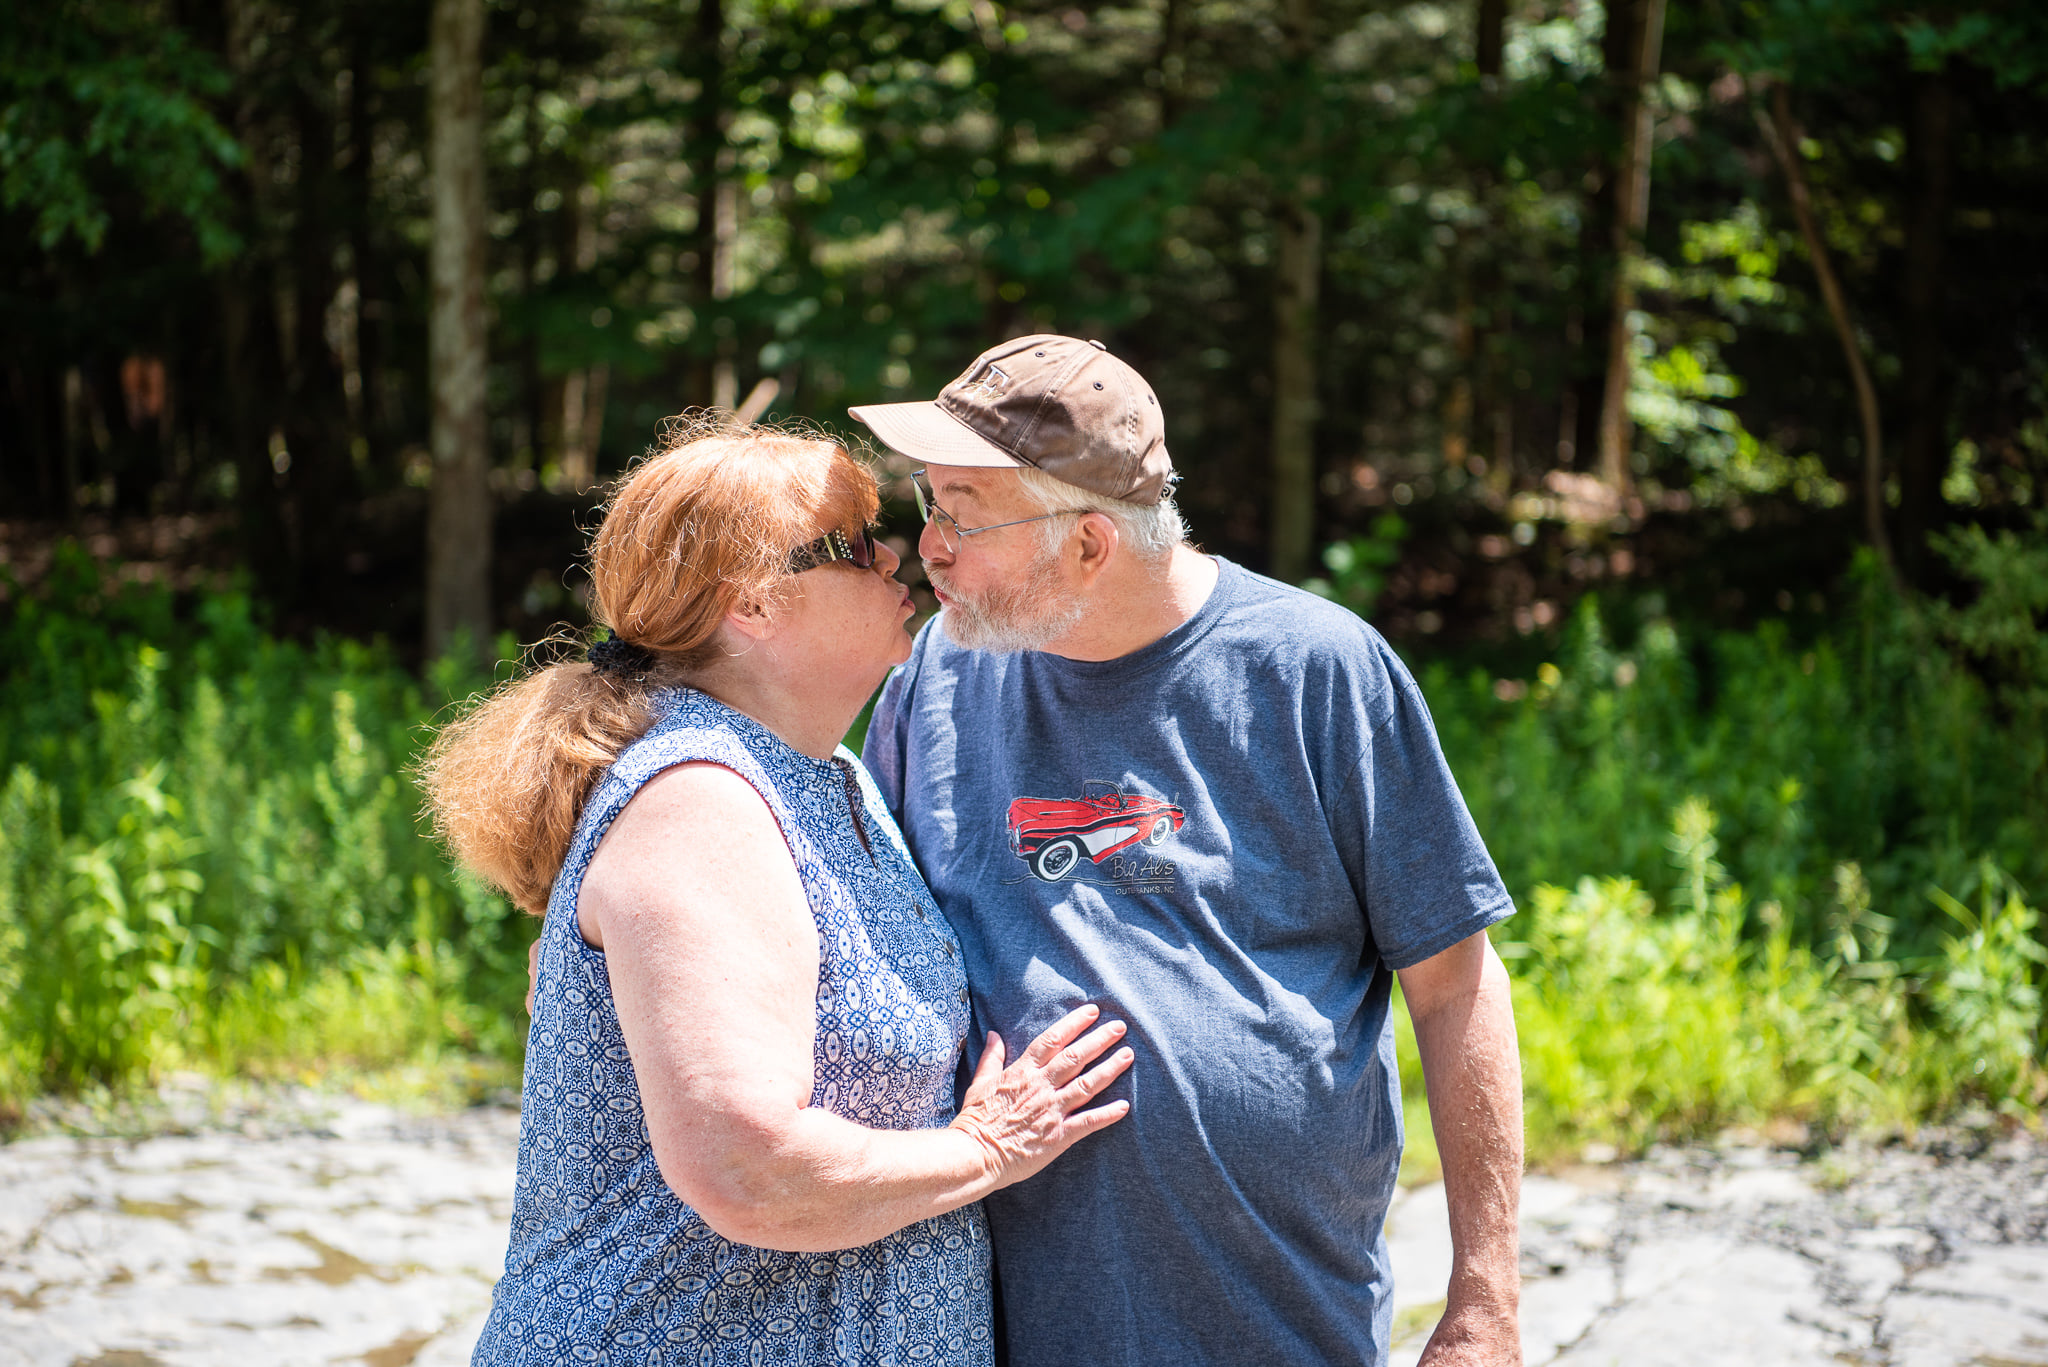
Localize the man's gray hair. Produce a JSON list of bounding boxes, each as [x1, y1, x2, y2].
[[1013, 465, 1188, 565]]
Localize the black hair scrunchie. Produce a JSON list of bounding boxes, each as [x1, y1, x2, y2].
[[588, 634, 656, 678]]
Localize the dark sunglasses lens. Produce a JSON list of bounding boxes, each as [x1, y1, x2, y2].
[[849, 529, 878, 568]]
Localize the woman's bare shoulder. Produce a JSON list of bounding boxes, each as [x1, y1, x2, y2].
[[581, 760, 803, 949], [624, 759, 776, 821]]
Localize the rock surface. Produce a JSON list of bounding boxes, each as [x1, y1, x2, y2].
[[0, 1086, 513, 1367], [3, 1084, 2045, 1366], [1389, 1133, 2048, 1366]]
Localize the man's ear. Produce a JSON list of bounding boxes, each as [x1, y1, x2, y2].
[[1069, 511, 1121, 588]]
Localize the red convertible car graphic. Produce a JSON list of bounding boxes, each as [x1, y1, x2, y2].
[[1006, 780, 1186, 882]]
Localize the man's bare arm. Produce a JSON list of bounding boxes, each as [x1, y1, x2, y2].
[[1398, 928, 1524, 1367]]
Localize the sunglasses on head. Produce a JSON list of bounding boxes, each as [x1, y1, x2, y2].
[[788, 526, 880, 574]]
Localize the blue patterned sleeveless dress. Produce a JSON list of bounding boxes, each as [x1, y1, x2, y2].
[[473, 688, 993, 1366]]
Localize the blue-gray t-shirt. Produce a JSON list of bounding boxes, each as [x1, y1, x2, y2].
[[863, 557, 1513, 1367]]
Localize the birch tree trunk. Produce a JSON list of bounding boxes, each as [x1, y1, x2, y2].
[[1267, 0, 1321, 585], [424, 0, 492, 661], [1594, 0, 1665, 497]]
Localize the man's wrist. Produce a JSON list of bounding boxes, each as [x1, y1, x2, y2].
[[1421, 1297, 1523, 1366], [1444, 1266, 1521, 1320]]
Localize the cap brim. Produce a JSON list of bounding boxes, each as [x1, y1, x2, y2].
[[848, 401, 1024, 470]]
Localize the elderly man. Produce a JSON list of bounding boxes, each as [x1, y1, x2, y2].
[[851, 335, 1524, 1367]]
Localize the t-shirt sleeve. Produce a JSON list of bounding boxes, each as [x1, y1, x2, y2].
[[862, 649, 916, 829], [1330, 640, 1515, 971]]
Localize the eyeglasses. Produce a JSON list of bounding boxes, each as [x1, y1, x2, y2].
[[910, 469, 1086, 554], [788, 527, 880, 574]]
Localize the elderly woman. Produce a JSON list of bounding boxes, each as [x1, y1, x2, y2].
[[421, 421, 1131, 1364]]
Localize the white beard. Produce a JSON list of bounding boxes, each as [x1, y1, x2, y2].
[[928, 544, 1086, 654]]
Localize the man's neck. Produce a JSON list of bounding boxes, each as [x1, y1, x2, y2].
[[1042, 544, 1220, 662]]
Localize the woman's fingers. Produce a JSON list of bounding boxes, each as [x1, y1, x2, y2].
[[1066, 1096, 1131, 1134], [1019, 1003, 1102, 1069], [1056, 1045, 1135, 1111], [1038, 1020, 1129, 1088], [952, 1011, 1135, 1190]]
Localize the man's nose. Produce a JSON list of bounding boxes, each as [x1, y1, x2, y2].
[[918, 516, 951, 566]]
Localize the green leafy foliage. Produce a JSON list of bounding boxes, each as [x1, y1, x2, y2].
[[1303, 514, 1408, 616], [6, 547, 2045, 1154], [0, 552, 530, 1103], [1499, 809, 2045, 1162], [1924, 870, 2048, 1114], [1930, 512, 2048, 730], [0, 0, 241, 259], [1424, 562, 2047, 937], [1400, 549, 2048, 1156]]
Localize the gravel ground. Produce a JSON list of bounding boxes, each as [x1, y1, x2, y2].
[[3, 1078, 2044, 1366]]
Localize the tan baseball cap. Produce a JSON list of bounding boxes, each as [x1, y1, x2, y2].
[[849, 334, 1175, 505]]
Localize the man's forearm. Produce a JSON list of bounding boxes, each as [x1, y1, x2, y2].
[[1402, 933, 1524, 1365]]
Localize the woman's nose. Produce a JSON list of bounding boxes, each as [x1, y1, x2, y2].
[[875, 537, 902, 575]]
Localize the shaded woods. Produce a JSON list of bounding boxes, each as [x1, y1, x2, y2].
[[2, 0, 2046, 1146], [7, 0, 2046, 641]]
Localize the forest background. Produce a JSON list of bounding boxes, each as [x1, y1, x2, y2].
[[2, 0, 2046, 1161]]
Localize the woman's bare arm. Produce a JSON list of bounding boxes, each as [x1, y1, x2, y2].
[[578, 761, 1131, 1252]]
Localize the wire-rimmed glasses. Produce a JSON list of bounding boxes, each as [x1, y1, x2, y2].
[[910, 469, 1085, 553]]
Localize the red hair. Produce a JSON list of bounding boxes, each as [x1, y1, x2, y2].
[[419, 417, 878, 914]]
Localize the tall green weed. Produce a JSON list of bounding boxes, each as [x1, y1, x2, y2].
[[1423, 559, 2047, 959], [0, 548, 530, 1105], [7, 537, 2044, 1153], [1411, 553, 2048, 1156]]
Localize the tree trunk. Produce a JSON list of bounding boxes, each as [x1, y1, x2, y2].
[[1759, 87, 1897, 586], [1568, 2, 1634, 471], [425, 0, 492, 662], [517, 83, 545, 473], [686, 0, 729, 410], [552, 181, 605, 491], [711, 176, 738, 412], [345, 21, 391, 484], [1268, 0, 1320, 585], [219, 270, 291, 580], [1476, 0, 1505, 79], [1595, 0, 1664, 497], [1897, 66, 1954, 585], [8, 364, 66, 518], [218, 0, 291, 584], [284, 83, 353, 573], [1455, 0, 1508, 479], [1268, 191, 1322, 585], [557, 363, 609, 490], [1154, 0, 1186, 129]]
